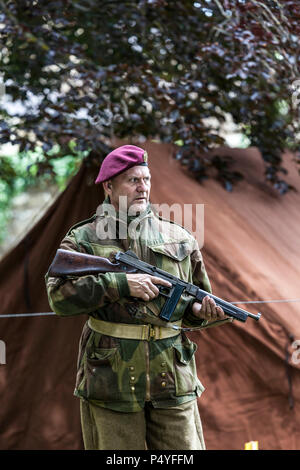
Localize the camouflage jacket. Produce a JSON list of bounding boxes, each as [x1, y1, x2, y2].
[[45, 200, 216, 412]]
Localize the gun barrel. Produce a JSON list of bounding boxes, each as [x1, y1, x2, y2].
[[247, 312, 261, 321], [193, 288, 261, 323], [211, 295, 261, 322]]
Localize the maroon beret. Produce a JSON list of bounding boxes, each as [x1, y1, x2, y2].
[[95, 145, 148, 184]]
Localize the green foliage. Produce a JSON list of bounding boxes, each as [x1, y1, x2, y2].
[[0, 0, 300, 193], [0, 145, 85, 244]]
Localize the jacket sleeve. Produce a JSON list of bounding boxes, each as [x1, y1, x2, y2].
[[45, 232, 131, 317]]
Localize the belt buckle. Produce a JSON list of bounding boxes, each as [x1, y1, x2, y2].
[[144, 324, 157, 341]]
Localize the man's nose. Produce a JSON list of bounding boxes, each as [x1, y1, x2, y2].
[[137, 181, 148, 192]]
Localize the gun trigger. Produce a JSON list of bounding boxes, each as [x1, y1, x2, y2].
[[158, 285, 172, 298]]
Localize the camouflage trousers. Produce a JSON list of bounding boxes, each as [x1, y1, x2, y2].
[[80, 399, 206, 450]]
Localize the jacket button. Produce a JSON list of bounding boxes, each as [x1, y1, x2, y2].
[[161, 381, 166, 387], [130, 376, 135, 382], [161, 372, 166, 378], [161, 362, 166, 367], [131, 386, 135, 391], [129, 366, 135, 371]]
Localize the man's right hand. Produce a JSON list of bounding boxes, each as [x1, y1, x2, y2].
[[126, 273, 172, 302]]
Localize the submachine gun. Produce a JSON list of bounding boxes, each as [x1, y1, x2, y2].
[[48, 249, 261, 324]]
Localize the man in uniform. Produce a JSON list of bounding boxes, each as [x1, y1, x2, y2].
[[45, 144, 229, 450]]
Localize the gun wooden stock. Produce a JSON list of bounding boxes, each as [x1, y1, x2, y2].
[[48, 249, 137, 277]]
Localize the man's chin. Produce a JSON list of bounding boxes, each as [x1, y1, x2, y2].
[[128, 200, 148, 214]]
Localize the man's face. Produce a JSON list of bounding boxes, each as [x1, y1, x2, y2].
[[105, 165, 151, 213]]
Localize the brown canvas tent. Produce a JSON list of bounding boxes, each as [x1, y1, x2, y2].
[[0, 142, 299, 450]]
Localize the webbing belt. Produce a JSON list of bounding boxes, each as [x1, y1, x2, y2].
[[88, 317, 182, 341]]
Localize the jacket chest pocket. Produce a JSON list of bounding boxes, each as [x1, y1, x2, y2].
[[90, 244, 124, 262], [148, 241, 193, 280]]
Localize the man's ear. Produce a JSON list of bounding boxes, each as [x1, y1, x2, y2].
[[103, 180, 112, 193]]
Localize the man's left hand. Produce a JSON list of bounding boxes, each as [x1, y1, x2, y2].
[[192, 295, 227, 322]]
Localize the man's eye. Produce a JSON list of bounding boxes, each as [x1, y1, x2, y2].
[[129, 177, 150, 183]]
